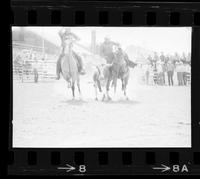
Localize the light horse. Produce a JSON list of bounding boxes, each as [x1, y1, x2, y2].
[[60, 40, 81, 100], [93, 63, 112, 101]]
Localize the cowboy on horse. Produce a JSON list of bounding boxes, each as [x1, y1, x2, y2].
[[100, 37, 119, 64], [56, 28, 85, 80], [100, 37, 136, 77], [93, 39, 137, 101]]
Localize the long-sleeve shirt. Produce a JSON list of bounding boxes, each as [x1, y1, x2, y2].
[[100, 41, 118, 58]]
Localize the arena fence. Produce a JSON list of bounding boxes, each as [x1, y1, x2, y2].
[[13, 59, 57, 83], [13, 42, 57, 83]]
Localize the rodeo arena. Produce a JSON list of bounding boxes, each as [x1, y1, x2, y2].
[[13, 27, 191, 148]]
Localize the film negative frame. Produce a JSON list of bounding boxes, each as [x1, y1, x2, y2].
[[8, 0, 200, 175]]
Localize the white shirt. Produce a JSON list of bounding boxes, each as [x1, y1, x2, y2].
[[183, 64, 191, 73], [157, 64, 163, 73]]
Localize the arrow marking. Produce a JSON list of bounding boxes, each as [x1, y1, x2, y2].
[[153, 164, 170, 172], [57, 164, 76, 172]]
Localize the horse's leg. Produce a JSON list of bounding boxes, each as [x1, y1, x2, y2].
[[77, 77, 82, 100], [71, 81, 75, 100], [106, 76, 112, 101], [113, 77, 117, 94], [68, 81, 71, 88], [124, 77, 129, 100], [94, 82, 98, 101], [121, 78, 124, 90], [121, 78, 125, 99], [112, 76, 118, 101]]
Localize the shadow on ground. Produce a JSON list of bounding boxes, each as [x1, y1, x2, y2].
[[102, 99, 140, 105], [61, 99, 88, 106]]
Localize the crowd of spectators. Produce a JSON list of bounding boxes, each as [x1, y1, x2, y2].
[[143, 52, 191, 86]]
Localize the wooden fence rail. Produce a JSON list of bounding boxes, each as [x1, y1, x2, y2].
[[13, 60, 57, 83]]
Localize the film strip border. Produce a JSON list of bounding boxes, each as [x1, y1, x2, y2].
[[7, 149, 200, 174], [11, 2, 200, 26], [9, 1, 200, 175]]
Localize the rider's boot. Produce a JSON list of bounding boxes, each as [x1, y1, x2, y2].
[[78, 63, 86, 75], [56, 55, 63, 80], [74, 53, 86, 75]]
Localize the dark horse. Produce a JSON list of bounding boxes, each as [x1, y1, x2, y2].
[[93, 50, 137, 101]]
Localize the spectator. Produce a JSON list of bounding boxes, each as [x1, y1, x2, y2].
[[157, 61, 164, 85], [165, 56, 170, 64], [174, 52, 180, 63], [166, 60, 175, 86], [161, 60, 166, 85], [182, 52, 187, 63], [160, 52, 165, 62], [153, 52, 159, 63], [182, 62, 191, 86], [144, 62, 152, 85], [187, 52, 191, 65], [147, 55, 153, 66], [32, 53, 39, 83], [176, 61, 184, 86]]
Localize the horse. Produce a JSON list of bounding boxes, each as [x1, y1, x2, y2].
[[60, 41, 81, 100], [93, 52, 137, 101], [119, 59, 137, 99], [93, 63, 112, 101]]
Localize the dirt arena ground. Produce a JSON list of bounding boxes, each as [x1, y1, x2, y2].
[[13, 68, 191, 148]]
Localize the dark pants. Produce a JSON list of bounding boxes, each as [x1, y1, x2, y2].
[[33, 68, 38, 83], [177, 72, 183, 86], [167, 71, 174, 86], [158, 72, 165, 85], [161, 72, 165, 85], [145, 71, 149, 85]]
